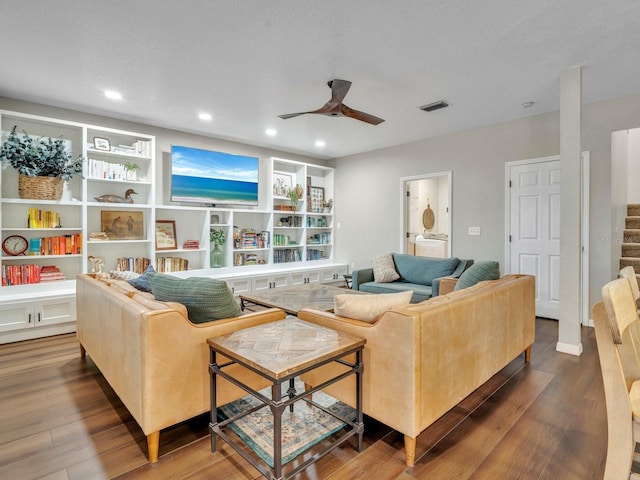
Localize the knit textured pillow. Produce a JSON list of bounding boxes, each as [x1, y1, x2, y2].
[[147, 272, 241, 323], [372, 253, 400, 283], [127, 265, 155, 292], [454, 261, 500, 291]]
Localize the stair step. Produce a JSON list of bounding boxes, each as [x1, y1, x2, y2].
[[626, 217, 640, 229], [620, 258, 640, 273], [624, 230, 640, 243], [629, 204, 640, 216], [622, 244, 640, 257]]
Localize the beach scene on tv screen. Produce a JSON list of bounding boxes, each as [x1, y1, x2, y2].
[[171, 145, 259, 205]]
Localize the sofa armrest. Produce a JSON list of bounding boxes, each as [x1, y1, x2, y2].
[[438, 277, 458, 295], [352, 268, 374, 290]]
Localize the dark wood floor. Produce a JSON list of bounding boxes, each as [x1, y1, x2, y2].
[[0, 318, 606, 480]]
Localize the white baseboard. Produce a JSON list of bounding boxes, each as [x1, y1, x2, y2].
[[556, 341, 584, 356]]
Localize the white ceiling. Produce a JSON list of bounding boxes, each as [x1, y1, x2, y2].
[[1, 0, 639, 159]]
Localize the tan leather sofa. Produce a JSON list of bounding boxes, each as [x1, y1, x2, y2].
[[75, 273, 285, 462], [298, 274, 535, 466]]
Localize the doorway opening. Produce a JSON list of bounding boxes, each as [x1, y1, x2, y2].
[[400, 172, 452, 257]]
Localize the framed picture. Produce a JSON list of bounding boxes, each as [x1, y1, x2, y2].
[[155, 220, 177, 250], [101, 210, 144, 240], [310, 186, 325, 212], [273, 171, 293, 197], [93, 136, 111, 151]]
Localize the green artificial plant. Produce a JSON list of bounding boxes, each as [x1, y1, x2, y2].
[[210, 229, 226, 245], [0, 125, 83, 180]]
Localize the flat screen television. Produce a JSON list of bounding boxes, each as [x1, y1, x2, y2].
[[170, 145, 259, 206]]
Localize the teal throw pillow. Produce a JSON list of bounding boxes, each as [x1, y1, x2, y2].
[[147, 272, 241, 323], [454, 261, 500, 291], [127, 265, 155, 292]]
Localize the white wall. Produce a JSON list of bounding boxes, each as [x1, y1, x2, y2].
[[628, 129, 640, 203], [332, 92, 640, 310]]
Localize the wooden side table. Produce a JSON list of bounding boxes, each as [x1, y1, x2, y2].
[[207, 318, 365, 480]]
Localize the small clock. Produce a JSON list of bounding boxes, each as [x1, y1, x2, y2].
[[2, 235, 29, 256]]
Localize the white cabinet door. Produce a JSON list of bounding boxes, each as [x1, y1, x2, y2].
[[321, 266, 348, 285], [36, 297, 76, 326], [0, 303, 31, 332], [290, 270, 322, 285], [224, 277, 252, 296], [0, 296, 75, 333], [252, 273, 290, 292]]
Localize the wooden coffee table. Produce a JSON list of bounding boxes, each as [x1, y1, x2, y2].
[[208, 317, 365, 480], [239, 283, 370, 315]]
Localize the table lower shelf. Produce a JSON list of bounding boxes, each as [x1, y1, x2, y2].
[[216, 382, 356, 468]]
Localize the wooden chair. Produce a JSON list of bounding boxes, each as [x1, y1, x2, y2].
[[619, 266, 640, 306], [599, 278, 640, 478]]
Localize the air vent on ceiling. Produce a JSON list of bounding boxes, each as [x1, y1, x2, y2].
[[420, 100, 449, 112]]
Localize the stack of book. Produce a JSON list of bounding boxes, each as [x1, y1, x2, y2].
[[39, 265, 66, 282], [241, 229, 258, 249], [182, 240, 200, 249]]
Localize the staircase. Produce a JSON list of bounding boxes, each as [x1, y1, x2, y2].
[[621, 204, 640, 278]]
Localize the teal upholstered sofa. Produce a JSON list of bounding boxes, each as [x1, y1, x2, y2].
[[352, 254, 473, 302]]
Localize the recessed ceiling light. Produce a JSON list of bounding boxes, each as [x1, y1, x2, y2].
[[522, 101, 535, 108], [315, 140, 325, 148], [265, 128, 277, 136], [198, 112, 212, 121], [104, 90, 122, 100]]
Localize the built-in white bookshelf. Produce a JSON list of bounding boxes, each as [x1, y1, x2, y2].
[[0, 110, 343, 343]]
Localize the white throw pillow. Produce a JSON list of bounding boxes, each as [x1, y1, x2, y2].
[[372, 253, 400, 283], [334, 290, 413, 323], [109, 270, 141, 281]]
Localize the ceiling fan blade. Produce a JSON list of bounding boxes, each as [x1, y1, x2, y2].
[[340, 104, 385, 125], [328, 79, 352, 104], [278, 112, 307, 120]]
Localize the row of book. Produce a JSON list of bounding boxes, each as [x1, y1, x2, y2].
[[27, 208, 62, 228], [29, 234, 82, 256], [116, 257, 151, 274], [274, 249, 302, 264], [306, 216, 329, 227], [87, 159, 139, 181], [306, 249, 327, 261], [273, 234, 297, 246], [1, 265, 65, 286], [156, 256, 189, 272], [307, 232, 331, 245]]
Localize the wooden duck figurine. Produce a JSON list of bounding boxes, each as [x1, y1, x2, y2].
[[95, 189, 137, 203]]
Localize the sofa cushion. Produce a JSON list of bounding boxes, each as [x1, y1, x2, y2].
[[147, 272, 241, 323], [127, 265, 156, 292], [392, 254, 459, 285], [334, 290, 413, 323], [358, 281, 433, 303], [372, 253, 400, 283], [454, 261, 500, 291]]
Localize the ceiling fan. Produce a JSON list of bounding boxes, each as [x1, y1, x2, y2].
[[278, 79, 385, 125]]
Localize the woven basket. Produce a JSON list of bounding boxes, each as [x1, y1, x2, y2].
[[18, 175, 64, 200]]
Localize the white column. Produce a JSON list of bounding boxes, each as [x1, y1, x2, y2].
[[557, 66, 583, 356]]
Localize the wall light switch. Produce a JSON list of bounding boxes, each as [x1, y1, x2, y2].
[[468, 226, 481, 236]]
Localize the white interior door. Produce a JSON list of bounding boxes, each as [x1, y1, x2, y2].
[[509, 158, 561, 319]]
